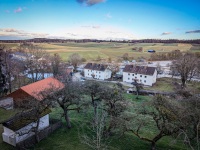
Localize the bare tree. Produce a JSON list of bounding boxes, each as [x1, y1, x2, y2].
[[50, 81, 84, 128], [132, 79, 143, 99], [171, 53, 199, 88], [80, 103, 109, 150], [125, 95, 184, 150], [84, 81, 103, 121], [18, 44, 50, 83], [68, 53, 82, 72], [100, 84, 127, 136], [50, 53, 62, 77], [122, 53, 129, 61], [0, 45, 9, 96]]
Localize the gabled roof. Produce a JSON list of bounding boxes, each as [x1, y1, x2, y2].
[[19, 77, 64, 101], [123, 65, 156, 75], [84, 63, 108, 71], [2, 108, 51, 131]]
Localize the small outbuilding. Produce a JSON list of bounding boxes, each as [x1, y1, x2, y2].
[[2, 108, 51, 146]]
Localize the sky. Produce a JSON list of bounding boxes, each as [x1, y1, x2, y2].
[[0, 0, 200, 40]]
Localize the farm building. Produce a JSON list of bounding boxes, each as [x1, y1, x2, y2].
[[7, 77, 64, 107], [84, 63, 112, 80], [2, 108, 51, 146], [123, 65, 157, 86]]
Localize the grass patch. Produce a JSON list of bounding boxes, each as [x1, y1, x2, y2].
[[145, 78, 174, 92]]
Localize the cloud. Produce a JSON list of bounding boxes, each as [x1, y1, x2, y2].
[[0, 28, 49, 39], [92, 25, 100, 29], [105, 13, 112, 19], [76, 0, 105, 6], [185, 30, 200, 34], [61, 25, 135, 40], [14, 7, 22, 13], [81, 25, 100, 29], [161, 32, 172, 35], [3, 28, 19, 32]]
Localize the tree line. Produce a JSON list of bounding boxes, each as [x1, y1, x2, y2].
[[1, 39, 200, 44]]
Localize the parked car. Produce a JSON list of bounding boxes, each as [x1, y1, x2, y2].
[[113, 74, 123, 79]]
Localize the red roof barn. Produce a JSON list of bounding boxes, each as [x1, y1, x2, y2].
[[8, 77, 64, 106]]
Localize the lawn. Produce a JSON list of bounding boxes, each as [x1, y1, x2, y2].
[[145, 78, 174, 92]]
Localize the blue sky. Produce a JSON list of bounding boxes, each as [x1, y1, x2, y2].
[[0, 0, 200, 40]]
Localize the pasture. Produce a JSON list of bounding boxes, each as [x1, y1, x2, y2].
[[3, 42, 198, 62]]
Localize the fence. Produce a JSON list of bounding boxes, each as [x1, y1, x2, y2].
[[16, 119, 62, 150]]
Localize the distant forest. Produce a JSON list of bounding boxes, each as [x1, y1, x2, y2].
[[0, 38, 200, 44]]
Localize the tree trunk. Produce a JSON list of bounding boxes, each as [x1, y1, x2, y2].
[[181, 76, 186, 88], [35, 119, 40, 143], [64, 108, 71, 129], [151, 142, 156, 150]]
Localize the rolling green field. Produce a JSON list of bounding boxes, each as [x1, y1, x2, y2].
[[3, 42, 199, 62]]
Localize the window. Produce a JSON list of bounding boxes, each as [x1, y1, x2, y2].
[[99, 72, 101, 74], [128, 78, 130, 80], [145, 76, 147, 78], [88, 70, 89, 71], [135, 77, 137, 79], [132, 74, 134, 76], [99, 75, 101, 78], [88, 73, 89, 75], [128, 73, 130, 75], [144, 80, 146, 83], [136, 73, 137, 75], [140, 75, 142, 77]]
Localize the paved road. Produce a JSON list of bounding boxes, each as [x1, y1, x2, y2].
[[157, 74, 200, 82]]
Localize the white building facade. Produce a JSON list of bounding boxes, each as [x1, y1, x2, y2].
[[123, 65, 157, 86], [2, 112, 50, 146], [84, 63, 112, 80]]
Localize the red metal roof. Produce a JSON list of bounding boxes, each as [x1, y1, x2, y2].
[[20, 77, 64, 101]]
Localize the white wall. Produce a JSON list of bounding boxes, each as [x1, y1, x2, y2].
[[2, 114, 50, 146], [84, 69, 112, 80], [123, 71, 157, 86]]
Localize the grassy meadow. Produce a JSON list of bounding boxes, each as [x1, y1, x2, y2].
[[3, 42, 200, 62]]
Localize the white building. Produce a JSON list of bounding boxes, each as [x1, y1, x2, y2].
[[123, 65, 157, 86], [84, 63, 112, 80], [2, 109, 51, 146]]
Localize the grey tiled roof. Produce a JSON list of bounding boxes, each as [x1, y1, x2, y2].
[[84, 63, 108, 71], [123, 65, 156, 75]]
